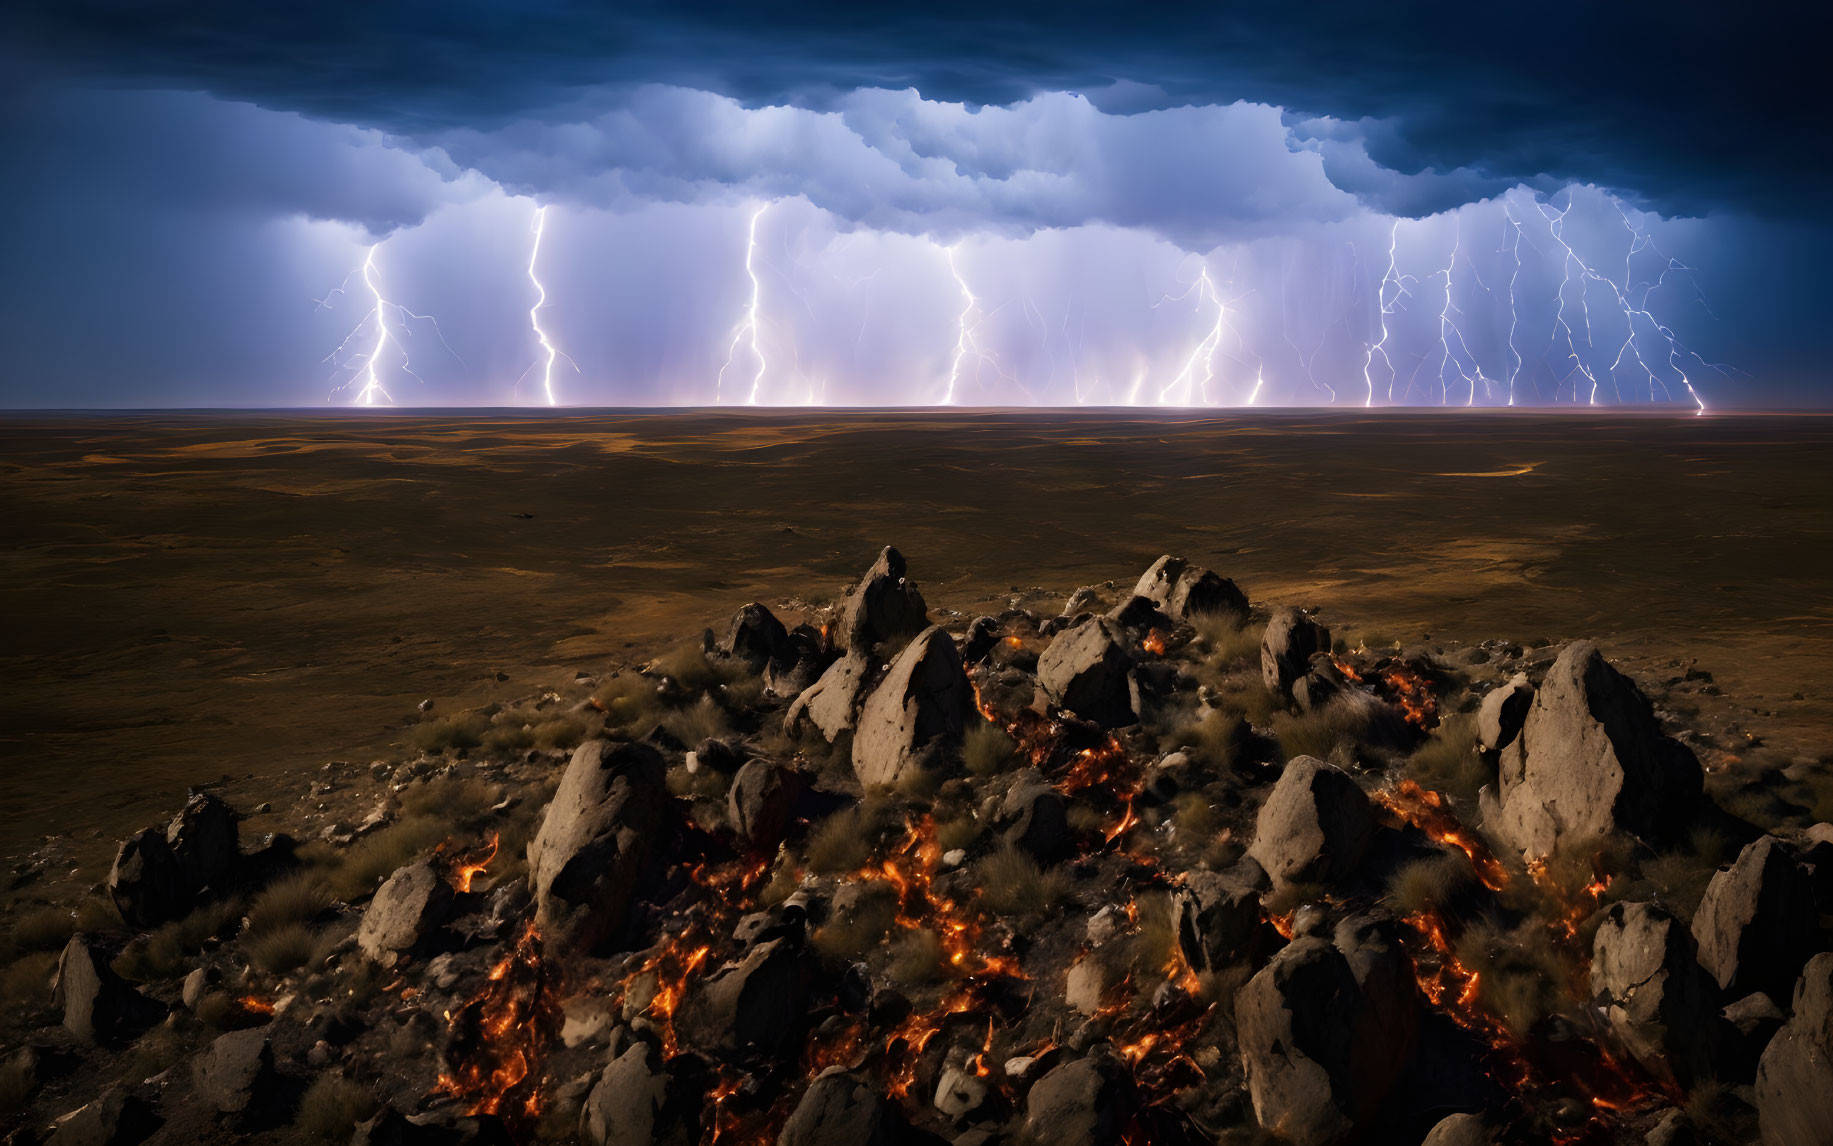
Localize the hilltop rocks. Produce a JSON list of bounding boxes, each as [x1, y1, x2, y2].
[[1037, 616, 1137, 728], [719, 603, 791, 672], [1491, 641, 1702, 860], [837, 547, 929, 654], [53, 935, 164, 1044], [1262, 609, 1332, 701], [1756, 953, 1833, 1146], [1022, 1056, 1134, 1146], [357, 859, 455, 961], [727, 759, 802, 851], [1236, 935, 1411, 1146], [1248, 757, 1376, 891], [1476, 674, 1533, 753], [106, 793, 239, 927], [852, 627, 975, 789], [580, 1043, 697, 1146], [1691, 835, 1820, 1003], [787, 654, 873, 743], [1591, 901, 1718, 1081], [527, 739, 668, 953], [1130, 555, 1249, 621]]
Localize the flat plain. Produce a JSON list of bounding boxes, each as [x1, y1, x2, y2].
[[4, 409, 1829, 869]]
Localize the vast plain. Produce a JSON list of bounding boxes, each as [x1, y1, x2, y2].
[[4, 409, 1830, 869]]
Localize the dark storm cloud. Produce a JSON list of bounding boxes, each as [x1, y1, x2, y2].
[[5, 1, 1827, 218]]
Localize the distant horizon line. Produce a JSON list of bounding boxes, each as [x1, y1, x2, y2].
[[5, 405, 1830, 418]]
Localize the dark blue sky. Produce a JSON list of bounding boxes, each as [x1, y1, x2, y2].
[[2, 2, 1828, 407]]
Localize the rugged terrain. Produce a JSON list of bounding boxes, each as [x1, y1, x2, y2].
[[3, 545, 1831, 1146]]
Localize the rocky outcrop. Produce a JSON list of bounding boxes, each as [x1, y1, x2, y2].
[[1476, 673, 1532, 753], [726, 759, 802, 852], [1691, 835, 1820, 1003], [786, 654, 874, 743], [46, 1089, 159, 1146], [580, 1042, 697, 1146], [1755, 953, 1833, 1146], [107, 793, 240, 928], [1130, 555, 1249, 621], [719, 603, 790, 672], [778, 1068, 898, 1146], [527, 739, 668, 953], [836, 547, 929, 654], [357, 859, 455, 961], [192, 1029, 288, 1125], [1236, 934, 1413, 1146], [680, 938, 808, 1057], [53, 935, 164, 1044], [998, 771, 1070, 862], [1247, 757, 1376, 891], [1491, 641, 1702, 860], [166, 793, 238, 896], [1037, 616, 1136, 728], [1172, 865, 1270, 974], [1591, 901, 1719, 1082], [1262, 608, 1332, 701], [1022, 1056, 1134, 1146], [852, 627, 975, 789]]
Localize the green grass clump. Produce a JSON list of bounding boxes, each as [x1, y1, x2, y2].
[[246, 872, 335, 938], [295, 1075, 382, 1141], [806, 807, 879, 875], [975, 845, 1069, 918], [936, 815, 982, 854], [963, 722, 1019, 777], [1406, 713, 1486, 806]]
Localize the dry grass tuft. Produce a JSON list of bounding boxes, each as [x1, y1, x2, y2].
[[1386, 853, 1480, 918], [661, 696, 733, 747], [410, 712, 490, 754], [975, 845, 1070, 918], [1406, 713, 1486, 806], [936, 815, 981, 854], [593, 674, 670, 736], [1192, 615, 1264, 665], [806, 806, 880, 875], [244, 922, 326, 974], [246, 872, 334, 939], [13, 906, 77, 954], [888, 928, 946, 984], [295, 1074, 382, 1141], [813, 883, 900, 961], [1270, 703, 1374, 763], [1454, 917, 1574, 1037], [0, 952, 58, 1008], [1169, 708, 1244, 772], [314, 816, 454, 902], [112, 898, 244, 982], [963, 722, 1019, 777]]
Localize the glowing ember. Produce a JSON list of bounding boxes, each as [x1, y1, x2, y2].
[[449, 831, 501, 893], [238, 995, 274, 1016], [1370, 780, 1508, 891], [438, 922, 562, 1128], [1141, 630, 1168, 656], [1380, 663, 1439, 727]]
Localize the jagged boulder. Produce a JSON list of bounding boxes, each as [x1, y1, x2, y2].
[[1262, 608, 1332, 701], [581, 1042, 697, 1146], [836, 547, 929, 654], [46, 1089, 159, 1146], [778, 1068, 898, 1146], [1591, 901, 1719, 1082], [1756, 953, 1833, 1146], [681, 937, 808, 1057], [1247, 757, 1376, 891], [527, 739, 668, 953], [1236, 935, 1410, 1146], [1420, 1114, 1495, 1146], [53, 935, 164, 1044], [852, 626, 975, 789], [1476, 673, 1533, 753], [1022, 1055, 1134, 1146], [1131, 555, 1249, 621], [193, 1029, 289, 1124], [763, 624, 827, 699], [1172, 865, 1270, 973], [106, 829, 187, 929], [167, 793, 238, 895], [719, 603, 790, 672], [727, 759, 802, 852], [357, 859, 455, 961], [786, 653, 873, 743], [999, 771, 1070, 862], [1691, 835, 1820, 1003], [1492, 641, 1702, 860], [1037, 616, 1136, 728]]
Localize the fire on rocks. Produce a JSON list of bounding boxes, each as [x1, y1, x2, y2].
[[10, 548, 1833, 1146]]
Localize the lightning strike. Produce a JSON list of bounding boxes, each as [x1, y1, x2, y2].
[[1155, 264, 1226, 405], [517, 206, 576, 406], [942, 244, 1011, 404], [1435, 215, 1491, 406], [716, 203, 771, 405], [320, 243, 458, 407]]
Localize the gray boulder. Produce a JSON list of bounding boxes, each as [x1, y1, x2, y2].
[[1591, 901, 1718, 1082], [1755, 953, 1833, 1146], [727, 759, 803, 852], [1262, 608, 1332, 701], [681, 938, 807, 1057], [1476, 673, 1533, 753], [192, 1029, 286, 1123], [53, 935, 164, 1044], [46, 1089, 158, 1146], [581, 1042, 696, 1146], [836, 547, 929, 654], [852, 627, 974, 789], [1022, 1056, 1133, 1146], [1130, 555, 1249, 620], [778, 1068, 896, 1146], [1037, 616, 1136, 728], [166, 792, 238, 896], [786, 653, 874, 743], [1172, 867, 1268, 974], [357, 859, 455, 960], [719, 603, 790, 671], [1420, 1113, 1495, 1146], [1236, 936, 1403, 1146], [999, 771, 1070, 862], [527, 739, 668, 953], [1492, 641, 1702, 861], [1247, 757, 1376, 891], [106, 829, 187, 929], [1691, 835, 1819, 1003]]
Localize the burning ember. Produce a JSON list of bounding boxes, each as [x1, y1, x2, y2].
[[448, 831, 501, 893], [438, 922, 562, 1129], [1371, 780, 1508, 891], [1379, 663, 1438, 727], [1141, 629, 1168, 657]]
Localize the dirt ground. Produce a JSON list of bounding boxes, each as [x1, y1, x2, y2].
[[4, 409, 1829, 874]]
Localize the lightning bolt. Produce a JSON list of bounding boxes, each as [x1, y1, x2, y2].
[[517, 205, 576, 407], [942, 244, 1011, 404], [319, 243, 458, 407], [1501, 209, 1529, 405], [1435, 215, 1491, 406], [1362, 220, 1415, 407], [716, 203, 770, 404], [1155, 264, 1226, 405]]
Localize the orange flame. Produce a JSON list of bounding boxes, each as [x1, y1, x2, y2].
[[1370, 780, 1508, 891], [450, 831, 501, 893], [437, 922, 560, 1129], [238, 995, 274, 1016], [1141, 630, 1168, 657]]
